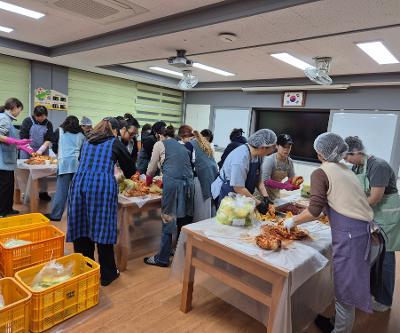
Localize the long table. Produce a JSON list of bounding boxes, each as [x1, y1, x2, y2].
[[116, 194, 161, 271], [14, 159, 57, 212], [172, 196, 333, 333]]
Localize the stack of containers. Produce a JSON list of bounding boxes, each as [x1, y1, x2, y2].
[[0, 213, 100, 332]]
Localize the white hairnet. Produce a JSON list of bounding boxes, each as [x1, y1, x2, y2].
[[248, 129, 277, 148], [344, 136, 365, 153], [80, 116, 92, 126], [314, 132, 348, 162]]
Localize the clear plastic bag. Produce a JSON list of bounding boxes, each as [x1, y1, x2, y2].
[[0, 287, 4, 309], [2, 238, 32, 248], [114, 166, 125, 183], [31, 259, 75, 291], [216, 193, 256, 226]]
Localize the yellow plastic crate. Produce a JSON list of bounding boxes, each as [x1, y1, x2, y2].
[[15, 254, 100, 332], [0, 214, 49, 233], [0, 277, 31, 333], [0, 225, 65, 277]]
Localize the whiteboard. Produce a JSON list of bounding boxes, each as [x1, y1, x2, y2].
[[213, 108, 251, 149], [185, 104, 211, 130], [330, 111, 399, 167]]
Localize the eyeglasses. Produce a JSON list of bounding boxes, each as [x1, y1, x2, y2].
[[346, 152, 356, 156]]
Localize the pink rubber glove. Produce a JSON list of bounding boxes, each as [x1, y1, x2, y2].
[[17, 143, 34, 155], [265, 179, 299, 191], [4, 137, 32, 145]]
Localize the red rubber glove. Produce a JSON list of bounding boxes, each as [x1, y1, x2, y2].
[[265, 179, 299, 191], [4, 137, 32, 145], [145, 175, 153, 186]]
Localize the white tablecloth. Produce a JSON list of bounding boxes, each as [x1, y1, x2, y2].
[[118, 194, 162, 208], [171, 195, 333, 333], [15, 159, 57, 203]]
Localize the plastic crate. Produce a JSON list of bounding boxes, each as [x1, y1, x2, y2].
[[0, 214, 49, 233], [0, 277, 31, 333], [15, 254, 100, 332], [0, 225, 65, 277]]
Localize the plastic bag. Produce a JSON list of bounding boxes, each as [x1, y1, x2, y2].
[[31, 259, 75, 291], [114, 166, 125, 183], [0, 287, 4, 309], [216, 193, 256, 226], [3, 238, 32, 248]]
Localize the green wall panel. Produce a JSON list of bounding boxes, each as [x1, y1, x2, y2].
[[0, 54, 30, 124]]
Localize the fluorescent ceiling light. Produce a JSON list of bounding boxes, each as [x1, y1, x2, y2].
[[149, 66, 183, 77], [193, 62, 235, 76], [0, 24, 13, 33], [271, 53, 313, 70], [0, 1, 45, 19], [356, 41, 399, 65]]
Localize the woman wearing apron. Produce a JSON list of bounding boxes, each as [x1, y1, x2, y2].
[[0, 98, 33, 217], [20, 106, 54, 201], [144, 125, 194, 267], [344, 136, 400, 312], [68, 118, 135, 286], [190, 130, 219, 222], [262, 134, 300, 200], [283, 133, 375, 333], [48, 116, 85, 221], [211, 129, 277, 214]]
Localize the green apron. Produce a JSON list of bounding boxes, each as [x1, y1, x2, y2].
[[355, 157, 400, 251]]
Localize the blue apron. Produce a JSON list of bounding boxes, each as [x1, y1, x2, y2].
[[0, 113, 18, 171], [20, 116, 49, 159], [67, 138, 118, 244], [218, 145, 261, 204], [57, 129, 85, 175]]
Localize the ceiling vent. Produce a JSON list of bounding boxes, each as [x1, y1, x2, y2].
[[41, 0, 148, 24]]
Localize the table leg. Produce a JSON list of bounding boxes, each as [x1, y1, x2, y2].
[[180, 234, 195, 313], [116, 206, 130, 272], [14, 189, 21, 205], [30, 179, 39, 212], [267, 277, 284, 333]]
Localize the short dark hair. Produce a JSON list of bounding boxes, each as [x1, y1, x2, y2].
[[201, 129, 214, 143], [0, 97, 23, 113], [230, 128, 244, 141], [152, 121, 167, 135], [33, 105, 48, 117], [165, 125, 175, 138], [142, 123, 152, 132], [60, 115, 82, 134]]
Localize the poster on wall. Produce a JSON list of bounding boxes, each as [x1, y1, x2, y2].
[[34, 87, 68, 111], [282, 91, 306, 107]]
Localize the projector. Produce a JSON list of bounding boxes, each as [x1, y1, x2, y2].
[[168, 50, 193, 68]]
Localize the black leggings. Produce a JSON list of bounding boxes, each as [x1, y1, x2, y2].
[[73, 237, 118, 283], [0, 170, 14, 216], [177, 215, 193, 241]]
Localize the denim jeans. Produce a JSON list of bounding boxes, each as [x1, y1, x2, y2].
[[155, 215, 193, 265], [50, 173, 74, 220], [374, 251, 396, 306]]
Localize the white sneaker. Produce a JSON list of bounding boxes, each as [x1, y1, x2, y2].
[[372, 298, 391, 312]]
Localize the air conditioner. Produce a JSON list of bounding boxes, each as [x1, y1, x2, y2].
[[39, 0, 148, 24]]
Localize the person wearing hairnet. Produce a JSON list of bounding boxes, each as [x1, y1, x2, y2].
[[262, 134, 301, 200], [344, 136, 400, 313], [211, 129, 277, 215], [282, 132, 378, 333], [80, 116, 93, 136]]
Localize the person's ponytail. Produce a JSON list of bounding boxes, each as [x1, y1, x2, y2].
[[0, 105, 5, 113]]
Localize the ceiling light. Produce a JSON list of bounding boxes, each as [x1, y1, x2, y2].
[[356, 41, 399, 65], [0, 1, 45, 19], [149, 66, 183, 77], [0, 24, 13, 33], [271, 53, 314, 70], [193, 62, 235, 76]]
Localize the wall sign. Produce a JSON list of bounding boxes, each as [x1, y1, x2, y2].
[[34, 87, 68, 111], [282, 91, 306, 107]]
